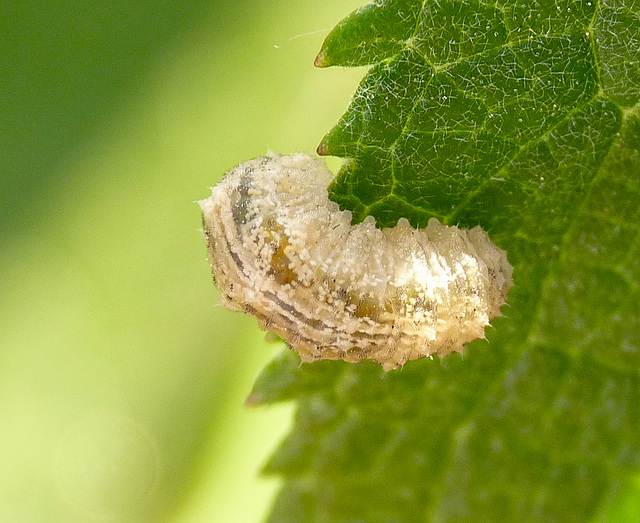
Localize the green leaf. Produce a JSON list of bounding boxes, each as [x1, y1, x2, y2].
[[251, 0, 640, 520]]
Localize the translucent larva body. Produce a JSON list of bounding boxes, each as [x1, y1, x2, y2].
[[200, 153, 513, 370]]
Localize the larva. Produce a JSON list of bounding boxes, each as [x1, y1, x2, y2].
[[200, 153, 513, 371]]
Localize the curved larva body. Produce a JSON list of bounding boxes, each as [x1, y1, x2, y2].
[[200, 153, 513, 371]]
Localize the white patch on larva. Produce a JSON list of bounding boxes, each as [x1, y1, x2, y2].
[[200, 153, 513, 371]]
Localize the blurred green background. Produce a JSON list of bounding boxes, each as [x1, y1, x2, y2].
[[0, 1, 364, 521]]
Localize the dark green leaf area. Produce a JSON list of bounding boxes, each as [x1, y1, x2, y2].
[[445, 36, 598, 140], [532, 113, 640, 374], [437, 413, 608, 521], [324, 34, 600, 227], [504, 0, 596, 38], [317, 0, 596, 68], [456, 97, 622, 245], [315, 0, 422, 68], [246, 350, 341, 406], [256, 344, 515, 523], [413, 0, 508, 65], [596, 4, 640, 107], [319, 48, 433, 155], [326, 150, 402, 223]]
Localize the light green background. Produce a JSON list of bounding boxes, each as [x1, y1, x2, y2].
[[0, 1, 364, 521]]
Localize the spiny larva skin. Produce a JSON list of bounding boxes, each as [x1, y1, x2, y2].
[[200, 153, 513, 371]]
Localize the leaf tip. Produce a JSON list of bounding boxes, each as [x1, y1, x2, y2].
[[244, 392, 263, 407], [316, 139, 330, 156], [314, 48, 329, 68]]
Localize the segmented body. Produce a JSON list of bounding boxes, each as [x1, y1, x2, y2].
[[200, 153, 513, 370]]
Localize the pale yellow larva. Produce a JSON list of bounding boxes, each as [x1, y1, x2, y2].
[[200, 153, 513, 371]]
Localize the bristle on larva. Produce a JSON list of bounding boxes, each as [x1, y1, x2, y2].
[[200, 153, 513, 371]]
